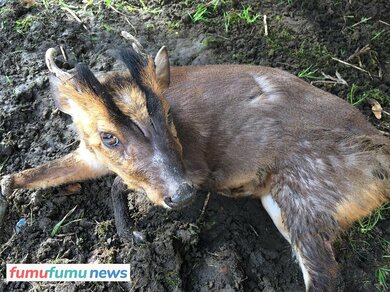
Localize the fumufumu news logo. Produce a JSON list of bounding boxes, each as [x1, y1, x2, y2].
[[6, 264, 130, 282]]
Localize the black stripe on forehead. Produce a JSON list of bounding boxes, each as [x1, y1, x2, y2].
[[116, 48, 163, 119], [116, 47, 147, 88], [74, 63, 126, 120]]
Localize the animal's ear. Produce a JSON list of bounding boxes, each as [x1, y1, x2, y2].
[[46, 48, 82, 117], [154, 46, 170, 92], [48, 63, 109, 118], [49, 75, 74, 116]]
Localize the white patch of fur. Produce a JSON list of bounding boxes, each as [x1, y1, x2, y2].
[[162, 201, 172, 209], [121, 92, 132, 105], [295, 249, 312, 290], [68, 100, 93, 127], [252, 75, 284, 102], [78, 142, 108, 172], [261, 194, 290, 243]]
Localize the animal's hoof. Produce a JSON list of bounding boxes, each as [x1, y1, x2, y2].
[[0, 175, 13, 230], [0, 195, 9, 228], [1, 175, 14, 197]]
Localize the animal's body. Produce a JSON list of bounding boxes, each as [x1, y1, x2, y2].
[[0, 43, 389, 291]]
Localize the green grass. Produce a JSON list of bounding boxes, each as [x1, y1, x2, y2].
[[371, 29, 387, 41], [238, 5, 259, 24], [346, 202, 390, 290], [348, 16, 372, 30], [51, 206, 79, 236], [0, 156, 9, 173], [15, 15, 34, 33], [348, 84, 365, 106], [188, 1, 259, 29], [358, 203, 390, 234], [356, 203, 390, 290], [223, 11, 231, 32], [189, 4, 208, 23], [298, 66, 325, 81], [377, 266, 390, 291], [82, 0, 161, 16], [347, 85, 390, 107], [138, 0, 161, 14]]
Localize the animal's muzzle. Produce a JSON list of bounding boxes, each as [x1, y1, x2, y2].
[[164, 183, 196, 209]]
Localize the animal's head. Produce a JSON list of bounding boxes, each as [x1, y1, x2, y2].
[[45, 45, 196, 209]]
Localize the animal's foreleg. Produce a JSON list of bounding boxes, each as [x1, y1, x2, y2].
[[0, 144, 110, 227], [110, 176, 133, 241]]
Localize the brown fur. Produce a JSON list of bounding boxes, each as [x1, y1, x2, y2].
[[1, 47, 389, 291], [336, 184, 388, 228]]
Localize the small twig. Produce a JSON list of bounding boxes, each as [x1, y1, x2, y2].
[[214, 34, 230, 41], [347, 44, 370, 61], [311, 80, 339, 85], [64, 140, 79, 150], [109, 5, 137, 35], [332, 57, 372, 78], [121, 31, 147, 57], [56, 232, 77, 237], [263, 14, 268, 36], [61, 7, 88, 31], [379, 20, 390, 27], [0, 233, 16, 256], [249, 224, 259, 237], [59, 45, 68, 62], [350, 17, 372, 28], [317, 71, 348, 86], [197, 192, 211, 223]]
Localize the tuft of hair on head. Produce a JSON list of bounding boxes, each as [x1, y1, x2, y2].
[[114, 47, 167, 120], [115, 47, 149, 89]]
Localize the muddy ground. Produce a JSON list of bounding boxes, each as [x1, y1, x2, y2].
[[0, 0, 390, 291]]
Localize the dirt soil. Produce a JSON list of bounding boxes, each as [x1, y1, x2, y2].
[[1, 0, 390, 291]]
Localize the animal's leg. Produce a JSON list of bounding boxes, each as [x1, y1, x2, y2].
[[270, 179, 339, 292], [262, 191, 338, 291], [291, 230, 337, 292], [111, 176, 133, 241], [0, 145, 110, 227], [261, 193, 290, 243]]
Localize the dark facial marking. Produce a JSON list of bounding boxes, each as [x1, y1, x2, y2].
[[73, 64, 146, 138], [74, 64, 125, 119], [116, 48, 164, 121]]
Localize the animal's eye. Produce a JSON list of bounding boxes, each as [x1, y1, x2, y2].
[[100, 132, 120, 148]]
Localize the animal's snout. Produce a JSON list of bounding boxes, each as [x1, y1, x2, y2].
[[163, 183, 196, 209]]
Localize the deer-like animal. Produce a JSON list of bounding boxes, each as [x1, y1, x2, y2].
[[1, 41, 389, 291]]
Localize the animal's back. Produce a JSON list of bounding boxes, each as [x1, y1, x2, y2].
[[168, 64, 375, 135], [166, 64, 382, 189]]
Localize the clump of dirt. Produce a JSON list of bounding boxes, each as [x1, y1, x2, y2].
[[1, 0, 389, 291]]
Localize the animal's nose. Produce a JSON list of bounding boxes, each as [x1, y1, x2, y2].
[[164, 183, 196, 209]]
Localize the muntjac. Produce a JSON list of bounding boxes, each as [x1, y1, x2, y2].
[[1, 39, 389, 291]]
